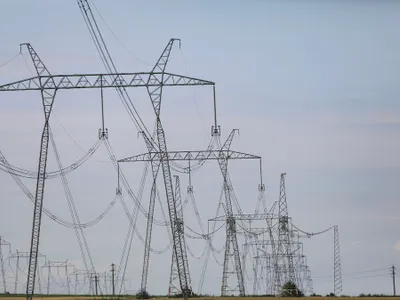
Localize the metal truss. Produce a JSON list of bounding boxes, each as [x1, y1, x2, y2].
[[11, 251, 30, 294], [168, 175, 192, 296], [43, 260, 75, 295], [0, 72, 214, 91], [145, 38, 192, 298], [121, 129, 260, 296], [71, 269, 90, 295], [334, 225, 342, 295], [18, 43, 57, 300], [246, 238, 312, 296], [139, 39, 191, 296], [252, 252, 274, 295], [216, 130, 245, 296], [210, 213, 275, 222], [276, 173, 296, 291], [229, 174, 336, 297], [119, 150, 260, 163], [139, 133, 162, 295], [0, 38, 216, 299], [0, 237, 10, 293], [305, 266, 313, 295], [10, 250, 46, 294]]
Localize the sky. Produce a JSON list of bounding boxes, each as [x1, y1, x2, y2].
[[0, 0, 400, 296]]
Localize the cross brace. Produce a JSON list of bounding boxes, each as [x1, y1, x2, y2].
[[119, 150, 261, 163], [0, 72, 214, 91], [209, 213, 277, 222]]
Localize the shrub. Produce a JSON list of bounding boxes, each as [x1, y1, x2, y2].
[[280, 281, 304, 297]]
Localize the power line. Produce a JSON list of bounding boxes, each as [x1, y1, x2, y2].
[[391, 265, 396, 296], [0, 53, 20, 69], [88, 0, 152, 67], [313, 268, 389, 279]]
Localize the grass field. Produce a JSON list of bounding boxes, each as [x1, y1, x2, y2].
[[1, 297, 400, 300]]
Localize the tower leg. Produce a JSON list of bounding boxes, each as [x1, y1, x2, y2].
[[139, 161, 161, 296], [0, 238, 6, 293], [20, 43, 57, 300]]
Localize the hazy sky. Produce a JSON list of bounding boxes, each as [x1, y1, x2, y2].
[[0, 0, 400, 296]]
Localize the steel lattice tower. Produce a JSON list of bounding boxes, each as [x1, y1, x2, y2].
[[0, 41, 214, 300], [121, 129, 261, 296], [218, 130, 245, 296], [21, 44, 57, 300], [276, 173, 296, 292], [139, 38, 184, 297], [44, 260, 74, 295], [168, 175, 192, 296], [334, 225, 342, 295], [0, 237, 10, 293]]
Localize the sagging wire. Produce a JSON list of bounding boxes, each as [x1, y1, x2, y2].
[[254, 183, 267, 215], [52, 111, 110, 164], [116, 161, 148, 296], [119, 195, 171, 255], [214, 136, 244, 217], [88, 0, 152, 67], [0, 140, 102, 179], [155, 185, 174, 250], [186, 242, 208, 260], [198, 185, 226, 293], [81, 0, 216, 175], [185, 223, 225, 239], [291, 224, 335, 238], [0, 142, 115, 229], [49, 126, 96, 275], [21, 52, 34, 76], [214, 134, 262, 259], [169, 136, 215, 174], [77, 0, 157, 149], [184, 232, 204, 240], [216, 134, 264, 286], [0, 99, 105, 180], [242, 244, 253, 282], [178, 47, 209, 138], [236, 222, 269, 236], [189, 192, 205, 233], [103, 139, 170, 227], [0, 52, 20, 69]]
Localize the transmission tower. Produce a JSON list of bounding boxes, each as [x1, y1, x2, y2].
[[44, 260, 74, 295], [0, 38, 214, 299], [168, 175, 192, 296], [139, 38, 187, 297], [16, 43, 57, 300], [333, 225, 342, 295], [71, 269, 90, 295], [85, 272, 101, 296], [9, 251, 45, 294], [305, 266, 313, 295], [213, 173, 338, 297], [0, 237, 10, 293], [120, 129, 261, 296], [77, 3, 208, 296], [216, 130, 245, 296], [276, 173, 296, 292], [239, 220, 312, 296]]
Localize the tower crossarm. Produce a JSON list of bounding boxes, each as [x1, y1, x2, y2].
[[244, 240, 275, 247], [209, 213, 276, 222], [0, 72, 215, 91], [119, 150, 261, 163]]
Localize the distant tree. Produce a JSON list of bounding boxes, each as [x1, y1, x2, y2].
[[136, 290, 150, 299], [281, 281, 304, 297]]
